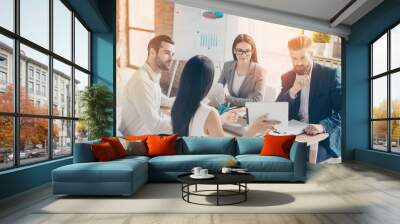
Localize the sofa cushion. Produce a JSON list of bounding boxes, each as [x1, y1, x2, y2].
[[148, 154, 235, 172], [236, 155, 293, 172], [52, 158, 147, 183], [101, 137, 127, 158], [180, 137, 235, 155], [236, 137, 263, 155], [260, 134, 296, 159], [91, 142, 118, 161], [147, 135, 177, 157]]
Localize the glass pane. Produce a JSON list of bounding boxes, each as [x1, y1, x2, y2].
[[20, 0, 49, 49], [372, 33, 387, 76], [372, 76, 387, 119], [372, 121, 388, 151], [0, 0, 14, 31], [74, 18, 89, 70], [128, 0, 154, 30], [53, 119, 72, 158], [129, 30, 154, 67], [391, 24, 400, 70], [20, 44, 49, 115], [391, 72, 400, 118], [75, 120, 88, 143], [0, 35, 14, 113], [53, 0, 72, 60], [53, 59, 72, 117], [391, 120, 400, 153], [20, 117, 49, 165], [0, 116, 13, 170], [74, 69, 89, 118]]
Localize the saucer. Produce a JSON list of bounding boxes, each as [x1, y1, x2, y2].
[[190, 174, 215, 179]]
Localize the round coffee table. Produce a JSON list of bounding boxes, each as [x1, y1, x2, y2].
[[177, 172, 255, 206]]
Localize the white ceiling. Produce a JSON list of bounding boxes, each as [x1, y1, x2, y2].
[[225, 0, 353, 24], [175, 0, 384, 37]]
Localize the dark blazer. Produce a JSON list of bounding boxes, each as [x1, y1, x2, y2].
[[276, 62, 341, 157]]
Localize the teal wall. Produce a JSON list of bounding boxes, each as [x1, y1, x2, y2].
[[344, 0, 400, 171], [0, 0, 115, 200]]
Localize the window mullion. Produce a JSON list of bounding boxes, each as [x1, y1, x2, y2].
[[388, 30, 391, 153]]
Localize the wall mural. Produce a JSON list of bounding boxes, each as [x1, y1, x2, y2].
[[116, 0, 342, 164]]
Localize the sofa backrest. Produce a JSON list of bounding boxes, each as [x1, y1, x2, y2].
[[178, 137, 236, 155], [235, 136, 264, 155], [73, 139, 100, 163]]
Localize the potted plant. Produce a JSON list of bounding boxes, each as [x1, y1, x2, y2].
[[79, 84, 114, 140], [312, 32, 331, 57]]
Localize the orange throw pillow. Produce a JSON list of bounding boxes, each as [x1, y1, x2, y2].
[[101, 137, 127, 158], [259, 134, 296, 159], [124, 135, 150, 141], [91, 142, 118, 161], [146, 135, 177, 157]]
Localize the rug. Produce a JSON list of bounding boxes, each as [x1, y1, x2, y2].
[[37, 183, 362, 214]]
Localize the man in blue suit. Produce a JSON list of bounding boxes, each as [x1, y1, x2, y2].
[[276, 35, 341, 163]]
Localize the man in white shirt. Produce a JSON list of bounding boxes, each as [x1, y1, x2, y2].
[[276, 35, 341, 163], [118, 35, 175, 135]]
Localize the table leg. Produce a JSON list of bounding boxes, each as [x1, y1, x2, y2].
[[217, 184, 219, 206], [195, 184, 197, 192], [245, 183, 247, 201]]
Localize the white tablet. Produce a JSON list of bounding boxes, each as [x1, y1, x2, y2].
[[245, 102, 289, 128]]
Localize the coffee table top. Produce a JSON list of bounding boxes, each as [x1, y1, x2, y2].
[[177, 172, 255, 185]]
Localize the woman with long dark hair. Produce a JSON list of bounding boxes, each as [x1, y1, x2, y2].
[[218, 34, 267, 107], [172, 55, 277, 136]]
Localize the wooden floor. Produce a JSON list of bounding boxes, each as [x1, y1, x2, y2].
[[1, 162, 400, 224]]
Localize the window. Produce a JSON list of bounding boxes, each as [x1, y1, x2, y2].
[[53, 59, 72, 117], [20, 0, 49, 49], [0, 0, 14, 32], [42, 85, 46, 97], [36, 83, 40, 95], [0, 35, 13, 113], [75, 18, 89, 70], [28, 67, 34, 80], [370, 23, 400, 154], [53, 0, 72, 60], [127, 0, 155, 68], [0, 1, 91, 170], [28, 81, 34, 94]]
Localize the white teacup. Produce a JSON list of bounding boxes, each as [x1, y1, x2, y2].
[[191, 167, 202, 176], [199, 169, 208, 176], [221, 167, 232, 174]]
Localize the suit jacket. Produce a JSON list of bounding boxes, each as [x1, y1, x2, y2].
[[218, 60, 267, 107], [276, 62, 341, 157]]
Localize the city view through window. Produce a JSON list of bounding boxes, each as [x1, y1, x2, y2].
[[0, 0, 91, 170]]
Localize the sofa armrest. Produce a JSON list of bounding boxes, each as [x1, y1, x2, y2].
[[73, 140, 100, 163], [289, 141, 307, 181]]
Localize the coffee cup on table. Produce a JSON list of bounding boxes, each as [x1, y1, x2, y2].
[[221, 167, 232, 174], [200, 169, 208, 176], [191, 167, 202, 176]]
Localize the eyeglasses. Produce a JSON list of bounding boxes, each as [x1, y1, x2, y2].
[[234, 48, 252, 56]]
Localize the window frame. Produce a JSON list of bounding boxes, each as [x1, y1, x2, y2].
[[370, 20, 400, 154], [0, 0, 92, 171]]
